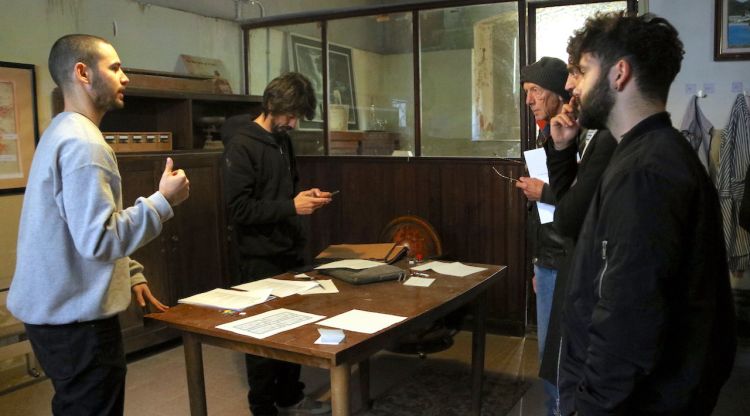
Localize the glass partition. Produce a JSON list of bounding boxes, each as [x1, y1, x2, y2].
[[327, 12, 414, 156], [420, 3, 520, 157], [243, 1, 570, 157]]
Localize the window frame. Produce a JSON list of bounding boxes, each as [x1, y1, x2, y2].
[[241, 0, 637, 157]]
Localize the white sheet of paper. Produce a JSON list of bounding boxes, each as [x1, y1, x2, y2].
[[537, 202, 556, 224], [523, 148, 549, 183], [314, 328, 346, 345], [233, 278, 319, 298], [300, 280, 339, 295], [317, 309, 407, 334], [178, 288, 272, 311], [314, 259, 385, 270], [216, 308, 325, 339], [294, 273, 311, 279], [403, 277, 435, 287], [411, 261, 487, 277], [523, 148, 555, 224]]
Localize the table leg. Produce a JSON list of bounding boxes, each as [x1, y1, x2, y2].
[[471, 292, 488, 415], [330, 363, 351, 416], [358, 358, 372, 410], [183, 333, 207, 416]]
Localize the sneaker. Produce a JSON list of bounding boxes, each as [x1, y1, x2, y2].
[[277, 396, 331, 415]]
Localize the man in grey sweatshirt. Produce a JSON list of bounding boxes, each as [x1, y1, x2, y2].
[[7, 34, 190, 415]]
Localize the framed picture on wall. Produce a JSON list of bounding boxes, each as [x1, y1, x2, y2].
[[714, 0, 750, 60], [0, 61, 38, 193], [290, 34, 359, 130]]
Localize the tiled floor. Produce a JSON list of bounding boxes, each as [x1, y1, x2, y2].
[[0, 331, 747, 415]]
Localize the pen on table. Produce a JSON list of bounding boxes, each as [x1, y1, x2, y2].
[[491, 166, 518, 183]]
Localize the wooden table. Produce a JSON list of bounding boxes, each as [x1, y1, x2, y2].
[[147, 264, 505, 416]]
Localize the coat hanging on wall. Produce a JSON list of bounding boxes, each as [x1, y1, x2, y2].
[[680, 94, 713, 173], [718, 93, 750, 272]]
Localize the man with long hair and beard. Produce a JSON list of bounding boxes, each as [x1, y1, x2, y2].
[[222, 72, 333, 415], [558, 12, 736, 415]]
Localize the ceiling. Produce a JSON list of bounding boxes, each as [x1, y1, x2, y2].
[[135, 0, 258, 21], [134, 0, 406, 21]]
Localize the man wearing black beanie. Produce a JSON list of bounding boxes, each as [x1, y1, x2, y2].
[[516, 56, 569, 416]]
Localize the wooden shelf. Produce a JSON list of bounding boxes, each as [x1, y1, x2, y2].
[[54, 87, 263, 151]]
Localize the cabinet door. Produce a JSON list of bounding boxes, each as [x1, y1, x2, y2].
[[167, 153, 228, 299], [116, 157, 175, 351]]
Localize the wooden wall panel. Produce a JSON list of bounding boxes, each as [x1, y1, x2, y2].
[[297, 157, 529, 334]]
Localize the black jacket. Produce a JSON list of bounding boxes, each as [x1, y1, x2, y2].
[[528, 185, 567, 270], [528, 125, 567, 270], [559, 113, 736, 416], [221, 115, 305, 260], [538, 129, 617, 384]]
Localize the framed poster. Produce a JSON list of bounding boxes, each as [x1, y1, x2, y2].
[[0, 61, 38, 192], [291, 34, 359, 130], [714, 0, 750, 60]]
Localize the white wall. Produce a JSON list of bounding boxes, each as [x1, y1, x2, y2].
[[0, 0, 243, 129], [0, 0, 244, 290], [650, 0, 750, 128]]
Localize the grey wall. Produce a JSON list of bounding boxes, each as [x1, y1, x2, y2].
[[651, 0, 750, 128]]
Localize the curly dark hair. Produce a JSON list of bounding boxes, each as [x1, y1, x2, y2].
[[567, 12, 684, 103], [262, 72, 317, 120], [48, 34, 110, 90]]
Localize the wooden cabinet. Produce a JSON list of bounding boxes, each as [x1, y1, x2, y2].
[[117, 152, 230, 353], [291, 130, 401, 156]]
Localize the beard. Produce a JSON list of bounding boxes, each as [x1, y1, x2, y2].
[[579, 70, 615, 130], [91, 73, 123, 112], [272, 124, 293, 134]]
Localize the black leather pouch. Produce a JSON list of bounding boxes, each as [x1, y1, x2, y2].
[[318, 264, 405, 285]]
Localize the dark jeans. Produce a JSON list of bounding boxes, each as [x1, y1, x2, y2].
[[24, 316, 126, 416], [240, 254, 305, 416]]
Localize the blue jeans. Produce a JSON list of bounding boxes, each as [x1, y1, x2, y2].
[[535, 264, 559, 416]]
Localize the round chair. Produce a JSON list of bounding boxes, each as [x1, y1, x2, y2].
[[379, 216, 459, 357]]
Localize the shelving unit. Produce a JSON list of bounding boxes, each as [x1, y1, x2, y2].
[[100, 88, 262, 150]]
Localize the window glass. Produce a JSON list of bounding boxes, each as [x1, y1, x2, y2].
[[326, 12, 415, 156], [536, 2, 628, 62], [420, 3, 520, 157]]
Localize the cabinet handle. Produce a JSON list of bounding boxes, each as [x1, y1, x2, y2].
[[171, 235, 179, 243]]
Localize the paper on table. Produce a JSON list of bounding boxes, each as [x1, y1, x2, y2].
[[314, 328, 346, 345], [403, 277, 435, 287], [411, 261, 487, 277], [233, 278, 319, 298], [317, 309, 406, 334], [294, 273, 311, 279], [300, 279, 339, 295], [178, 288, 272, 311], [523, 148, 555, 224], [314, 259, 385, 270], [216, 308, 325, 339]]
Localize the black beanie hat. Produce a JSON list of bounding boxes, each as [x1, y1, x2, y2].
[[521, 56, 570, 102]]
